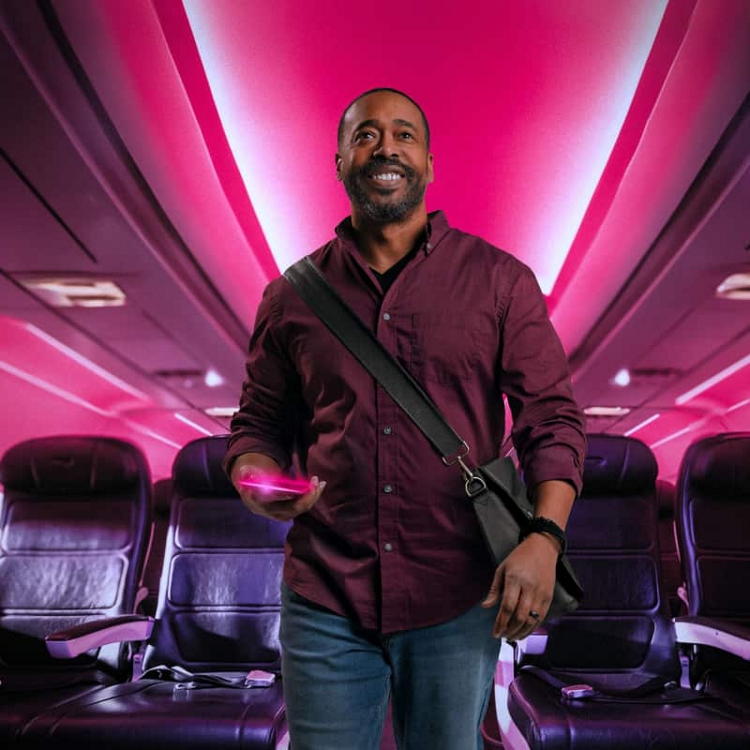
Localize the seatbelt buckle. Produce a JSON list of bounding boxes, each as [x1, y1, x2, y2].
[[561, 684, 596, 700], [244, 669, 276, 687]]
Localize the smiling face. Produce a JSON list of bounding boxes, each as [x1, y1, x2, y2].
[[336, 90, 434, 226]]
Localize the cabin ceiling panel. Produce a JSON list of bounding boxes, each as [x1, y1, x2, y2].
[[570, 102, 750, 416], [648, 328, 750, 410], [636, 304, 749, 375], [0, 158, 96, 272], [552, 0, 750, 354], [0, 277, 38, 311]]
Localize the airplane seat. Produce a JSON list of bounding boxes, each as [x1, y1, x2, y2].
[[499, 433, 750, 750], [674, 433, 750, 697], [18, 434, 291, 749], [655, 478, 686, 617], [138, 477, 173, 617], [0, 435, 152, 741]]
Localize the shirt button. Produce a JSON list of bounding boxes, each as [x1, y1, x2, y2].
[[384, 542, 393, 552], [382, 312, 391, 321], [383, 484, 393, 493], [383, 426, 392, 435]]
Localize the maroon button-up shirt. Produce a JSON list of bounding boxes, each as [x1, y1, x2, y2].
[[225, 211, 585, 633]]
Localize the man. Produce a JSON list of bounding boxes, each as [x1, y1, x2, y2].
[[225, 88, 586, 750]]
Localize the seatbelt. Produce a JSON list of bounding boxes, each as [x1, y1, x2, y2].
[[521, 666, 705, 704], [139, 664, 277, 690]]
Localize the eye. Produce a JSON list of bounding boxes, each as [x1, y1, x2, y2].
[[353, 130, 376, 142], [398, 131, 415, 140]]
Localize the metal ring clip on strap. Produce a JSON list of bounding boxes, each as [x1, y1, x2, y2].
[[441, 441, 487, 498]]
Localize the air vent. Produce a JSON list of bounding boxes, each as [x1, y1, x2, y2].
[[154, 369, 204, 388], [630, 367, 681, 383]]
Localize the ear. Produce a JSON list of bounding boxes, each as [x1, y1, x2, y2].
[[335, 153, 343, 181], [427, 153, 435, 185]]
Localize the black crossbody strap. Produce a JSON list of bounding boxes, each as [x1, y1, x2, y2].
[[284, 257, 467, 463]]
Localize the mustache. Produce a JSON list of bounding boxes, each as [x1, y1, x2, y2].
[[360, 156, 415, 179]]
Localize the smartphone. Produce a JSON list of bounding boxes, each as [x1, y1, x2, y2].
[[239, 474, 313, 499]]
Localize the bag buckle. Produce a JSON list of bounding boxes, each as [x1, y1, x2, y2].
[[442, 442, 487, 497]]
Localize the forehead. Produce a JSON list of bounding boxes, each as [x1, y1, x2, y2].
[[343, 92, 425, 135]]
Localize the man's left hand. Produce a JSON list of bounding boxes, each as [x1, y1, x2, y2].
[[481, 532, 559, 640]]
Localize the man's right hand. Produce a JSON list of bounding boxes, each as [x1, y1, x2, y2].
[[230, 453, 326, 522]]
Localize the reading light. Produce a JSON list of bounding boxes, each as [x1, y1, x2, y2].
[[20, 278, 126, 307], [612, 368, 631, 387], [204, 368, 224, 387], [205, 407, 237, 418], [584, 406, 631, 417], [716, 273, 750, 300]]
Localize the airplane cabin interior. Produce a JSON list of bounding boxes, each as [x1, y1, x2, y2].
[[1, 0, 749, 748]]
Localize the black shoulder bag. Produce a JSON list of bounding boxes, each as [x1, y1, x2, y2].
[[284, 257, 582, 622]]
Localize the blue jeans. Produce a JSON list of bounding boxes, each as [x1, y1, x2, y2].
[[280, 584, 500, 750]]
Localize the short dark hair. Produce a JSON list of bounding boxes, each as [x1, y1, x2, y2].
[[337, 88, 430, 149]]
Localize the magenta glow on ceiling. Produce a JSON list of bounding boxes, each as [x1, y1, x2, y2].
[[180, 0, 666, 289]]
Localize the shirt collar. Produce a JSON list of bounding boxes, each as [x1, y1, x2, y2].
[[334, 210, 450, 256]]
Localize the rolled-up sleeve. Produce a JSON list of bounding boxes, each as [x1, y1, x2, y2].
[[223, 282, 298, 477], [497, 264, 586, 495]]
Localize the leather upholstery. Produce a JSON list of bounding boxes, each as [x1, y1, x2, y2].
[[676, 432, 750, 684], [19, 435, 290, 749], [506, 434, 750, 749], [0, 435, 152, 741]]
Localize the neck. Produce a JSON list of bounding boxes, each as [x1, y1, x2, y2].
[[350, 206, 428, 273]]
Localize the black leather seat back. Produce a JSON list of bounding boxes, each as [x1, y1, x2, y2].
[[677, 432, 750, 625], [0, 436, 152, 672], [538, 434, 679, 680], [656, 479, 685, 617], [142, 435, 290, 673]]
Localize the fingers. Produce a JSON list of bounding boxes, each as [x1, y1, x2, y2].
[[483, 535, 557, 640], [482, 566, 504, 608], [502, 593, 547, 641], [492, 589, 547, 640]]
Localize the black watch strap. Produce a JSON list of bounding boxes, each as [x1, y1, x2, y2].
[[523, 516, 567, 555]]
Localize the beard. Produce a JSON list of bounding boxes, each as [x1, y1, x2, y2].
[[342, 158, 427, 224]]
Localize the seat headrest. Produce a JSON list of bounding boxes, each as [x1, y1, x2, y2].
[[681, 433, 750, 498], [582, 434, 657, 495], [172, 435, 237, 496], [0, 436, 149, 495]]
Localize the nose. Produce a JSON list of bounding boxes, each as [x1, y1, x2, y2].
[[373, 132, 398, 158]]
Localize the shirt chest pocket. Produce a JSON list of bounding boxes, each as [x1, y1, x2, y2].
[[408, 312, 492, 384]]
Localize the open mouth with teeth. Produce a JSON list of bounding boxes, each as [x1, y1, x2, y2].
[[369, 172, 403, 182]]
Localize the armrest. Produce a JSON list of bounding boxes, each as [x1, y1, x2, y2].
[[496, 627, 548, 689], [515, 627, 548, 659], [46, 614, 154, 659], [674, 616, 750, 661]]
